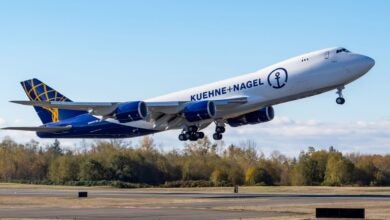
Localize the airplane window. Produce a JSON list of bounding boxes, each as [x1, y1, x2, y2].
[[336, 48, 350, 53]]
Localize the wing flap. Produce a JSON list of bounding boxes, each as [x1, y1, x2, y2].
[[146, 101, 185, 114], [213, 96, 248, 111], [213, 96, 248, 105]]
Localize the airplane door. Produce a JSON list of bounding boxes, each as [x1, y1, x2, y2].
[[325, 51, 330, 59], [325, 50, 337, 62]]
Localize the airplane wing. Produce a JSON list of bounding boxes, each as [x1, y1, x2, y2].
[[10, 96, 248, 129], [2, 126, 72, 132], [11, 96, 247, 115]]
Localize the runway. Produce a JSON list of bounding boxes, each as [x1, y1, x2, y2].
[[0, 188, 389, 219], [2, 188, 390, 199]]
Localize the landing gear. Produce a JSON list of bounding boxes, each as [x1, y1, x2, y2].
[[213, 124, 226, 141], [178, 123, 226, 142], [197, 132, 205, 139], [336, 87, 346, 105], [336, 97, 345, 105], [178, 126, 205, 142], [178, 133, 187, 141], [215, 126, 225, 133], [213, 132, 223, 140]]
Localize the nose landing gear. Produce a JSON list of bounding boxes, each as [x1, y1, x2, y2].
[[336, 87, 346, 105]]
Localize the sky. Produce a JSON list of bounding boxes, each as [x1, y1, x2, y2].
[[0, 1, 389, 156]]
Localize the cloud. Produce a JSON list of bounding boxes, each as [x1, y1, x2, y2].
[[219, 117, 390, 156]]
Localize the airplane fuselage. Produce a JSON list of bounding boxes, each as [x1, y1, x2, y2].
[[11, 47, 375, 140]]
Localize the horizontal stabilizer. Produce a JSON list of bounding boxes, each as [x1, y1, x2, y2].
[[2, 126, 72, 132]]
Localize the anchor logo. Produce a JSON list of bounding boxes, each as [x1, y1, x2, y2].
[[267, 68, 288, 89]]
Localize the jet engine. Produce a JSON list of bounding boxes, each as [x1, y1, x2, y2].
[[227, 106, 274, 127], [114, 101, 147, 123], [183, 100, 216, 122]]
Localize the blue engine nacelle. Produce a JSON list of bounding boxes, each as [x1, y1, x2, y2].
[[114, 101, 148, 123], [227, 106, 274, 127], [183, 101, 216, 122]]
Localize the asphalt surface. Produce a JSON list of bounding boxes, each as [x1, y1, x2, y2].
[[0, 188, 388, 219], [2, 188, 390, 198]]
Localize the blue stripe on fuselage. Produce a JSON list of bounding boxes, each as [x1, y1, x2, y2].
[[36, 113, 158, 138]]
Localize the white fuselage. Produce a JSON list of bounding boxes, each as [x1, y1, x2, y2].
[[123, 47, 374, 131], [7, 47, 374, 140]]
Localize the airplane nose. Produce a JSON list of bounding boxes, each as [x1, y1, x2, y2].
[[347, 54, 375, 76], [365, 56, 375, 70]]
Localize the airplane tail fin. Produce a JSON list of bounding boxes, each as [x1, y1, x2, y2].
[[21, 78, 86, 124]]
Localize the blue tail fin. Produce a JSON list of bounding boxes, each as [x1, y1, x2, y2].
[[21, 78, 86, 124]]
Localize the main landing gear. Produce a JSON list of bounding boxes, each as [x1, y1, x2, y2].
[[336, 87, 346, 105], [178, 123, 226, 141], [213, 124, 225, 141], [178, 126, 204, 141]]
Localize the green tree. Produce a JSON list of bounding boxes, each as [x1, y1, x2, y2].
[[323, 153, 354, 186], [79, 158, 106, 181], [245, 166, 273, 185], [210, 168, 228, 186], [182, 157, 213, 181], [47, 139, 63, 156], [290, 148, 331, 185], [49, 155, 80, 183]]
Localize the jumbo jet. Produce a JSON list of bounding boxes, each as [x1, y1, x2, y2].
[[3, 47, 374, 141]]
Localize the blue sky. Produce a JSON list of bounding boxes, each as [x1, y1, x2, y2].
[[0, 1, 389, 156]]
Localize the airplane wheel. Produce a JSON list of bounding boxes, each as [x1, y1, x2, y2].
[[336, 97, 345, 105], [213, 133, 223, 140], [216, 126, 225, 133], [197, 132, 205, 139], [178, 133, 187, 141], [189, 132, 198, 141]]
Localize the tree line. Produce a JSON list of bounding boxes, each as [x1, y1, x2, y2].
[[0, 136, 389, 187]]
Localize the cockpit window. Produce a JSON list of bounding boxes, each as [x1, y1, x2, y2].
[[336, 48, 350, 53]]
